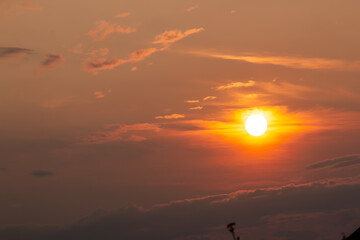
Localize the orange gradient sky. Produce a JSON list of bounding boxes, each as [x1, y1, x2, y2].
[[1, 1, 360, 239]]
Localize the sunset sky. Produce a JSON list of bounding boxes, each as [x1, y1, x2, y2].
[[1, 0, 360, 239]]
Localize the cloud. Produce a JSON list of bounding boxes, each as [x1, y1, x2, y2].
[[1, 179, 359, 240], [0, 0, 42, 17], [72, 44, 109, 57], [88, 20, 136, 41], [155, 114, 185, 120], [187, 5, 199, 12], [41, 54, 64, 68], [84, 58, 125, 72], [93, 92, 105, 99], [189, 106, 203, 110], [152, 28, 204, 45], [203, 96, 216, 101], [84, 48, 158, 73], [127, 48, 158, 62], [84, 27, 203, 74], [189, 51, 360, 71], [83, 123, 159, 144], [31, 170, 54, 177], [114, 12, 130, 18], [185, 100, 199, 103], [217, 80, 255, 90], [0, 47, 32, 59], [307, 154, 360, 170]]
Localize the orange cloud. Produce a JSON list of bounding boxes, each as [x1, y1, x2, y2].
[[114, 12, 130, 18], [84, 48, 158, 73], [0, 47, 32, 59], [152, 28, 204, 45], [41, 54, 64, 68], [155, 114, 185, 120], [0, 0, 42, 16], [187, 5, 199, 12], [83, 123, 159, 144], [203, 96, 216, 101], [189, 106, 203, 110], [84, 58, 124, 72], [84, 27, 204, 73], [185, 100, 199, 103], [189, 51, 360, 71], [217, 80, 255, 90], [94, 91, 105, 99], [73, 44, 109, 57], [88, 20, 136, 41], [127, 48, 158, 62]]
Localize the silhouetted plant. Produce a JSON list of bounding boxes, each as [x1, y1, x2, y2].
[[227, 222, 240, 240]]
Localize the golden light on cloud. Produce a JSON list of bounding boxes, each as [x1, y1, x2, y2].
[[245, 114, 268, 136], [193, 106, 320, 153]]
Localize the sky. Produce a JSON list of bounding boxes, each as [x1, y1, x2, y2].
[[1, 0, 360, 239]]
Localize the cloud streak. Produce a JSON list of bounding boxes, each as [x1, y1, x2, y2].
[[307, 154, 360, 169], [189, 51, 360, 71], [0, 47, 32, 59], [217, 80, 255, 90], [41, 54, 64, 68], [84, 27, 204, 73], [88, 20, 136, 41], [155, 114, 185, 120], [152, 28, 204, 45], [83, 123, 160, 144], [83, 48, 158, 72]]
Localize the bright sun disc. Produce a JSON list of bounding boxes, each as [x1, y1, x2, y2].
[[245, 114, 268, 136]]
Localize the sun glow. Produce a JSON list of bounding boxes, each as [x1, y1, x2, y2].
[[245, 114, 268, 136]]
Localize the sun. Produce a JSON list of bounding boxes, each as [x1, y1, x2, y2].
[[245, 114, 268, 136]]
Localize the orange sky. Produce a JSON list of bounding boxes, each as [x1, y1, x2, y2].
[[1, 0, 360, 239]]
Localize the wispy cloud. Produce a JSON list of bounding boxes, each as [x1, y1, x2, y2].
[[0, 47, 32, 59], [155, 114, 185, 120], [203, 96, 216, 101], [307, 154, 360, 170], [0, 0, 42, 18], [152, 28, 204, 45], [185, 100, 199, 103], [217, 80, 255, 90], [94, 91, 105, 99], [84, 48, 158, 73], [72, 44, 109, 57], [41, 54, 64, 68], [189, 51, 360, 71], [114, 12, 130, 18], [88, 20, 136, 41], [83, 123, 159, 144], [189, 106, 203, 110], [187, 5, 199, 12], [34, 54, 64, 75], [84, 27, 204, 74]]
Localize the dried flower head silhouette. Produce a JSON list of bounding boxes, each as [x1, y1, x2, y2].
[[227, 222, 240, 240]]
